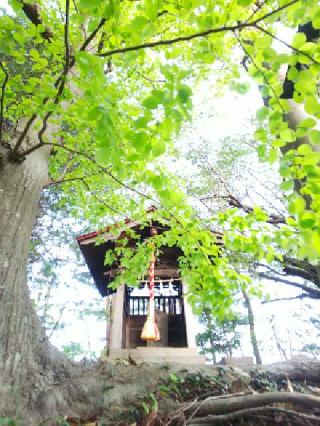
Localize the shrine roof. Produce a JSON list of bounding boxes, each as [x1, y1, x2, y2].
[[76, 209, 179, 297]]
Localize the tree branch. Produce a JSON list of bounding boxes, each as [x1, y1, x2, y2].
[[0, 61, 9, 144], [234, 31, 285, 112], [80, 179, 121, 214], [262, 294, 310, 303], [20, 1, 53, 41], [11, 18, 106, 157], [258, 272, 320, 299], [202, 194, 286, 224], [22, 141, 159, 206], [254, 24, 320, 66], [98, 0, 298, 57]]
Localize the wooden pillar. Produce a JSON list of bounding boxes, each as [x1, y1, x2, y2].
[[105, 296, 111, 355], [110, 285, 125, 349], [182, 283, 198, 348]]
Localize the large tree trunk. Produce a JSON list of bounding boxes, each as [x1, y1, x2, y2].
[[0, 141, 54, 415], [0, 136, 102, 423]]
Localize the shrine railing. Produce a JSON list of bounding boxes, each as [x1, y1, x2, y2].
[[125, 296, 183, 316]]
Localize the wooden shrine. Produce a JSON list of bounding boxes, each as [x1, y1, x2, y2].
[[77, 217, 205, 364]]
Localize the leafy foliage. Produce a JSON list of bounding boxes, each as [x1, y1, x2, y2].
[[197, 309, 248, 363], [1, 0, 319, 318]]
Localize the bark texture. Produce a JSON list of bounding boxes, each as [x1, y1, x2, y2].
[[242, 290, 262, 365], [0, 137, 96, 423], [0, 140, 55, 416]]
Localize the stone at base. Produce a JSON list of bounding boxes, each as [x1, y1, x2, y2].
[[105, 347, 206, 365]]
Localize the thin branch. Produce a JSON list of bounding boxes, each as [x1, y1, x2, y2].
[[36, 0, 71, 148], [50, 152, 75, 184], [12, 18, 106, 156], [64, 0, 70, 71], [47, 306, 65, 340], [98, 0, 299, 57], [259, 272, 320, 299], [234, 31, 285, 113], [254, 24, 320, 66], [254, 262, 286, 276], [262, 294, 310, 303], [201, 194, 286, 224], [245, 0, 268, 23], [21, 141, 159, 206], [80, 18, 106, 52], [81, 179, 120, 214], [0, 61, 9, 144]]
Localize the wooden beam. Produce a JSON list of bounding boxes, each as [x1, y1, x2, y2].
[[104, 268, 179, 278]]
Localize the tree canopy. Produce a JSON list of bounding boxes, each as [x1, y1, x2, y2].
[[1, 0, 320, 316]]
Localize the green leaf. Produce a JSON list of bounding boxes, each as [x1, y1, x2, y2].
[[142, 96, 159, 109], [312, 10, 320, 29], [280, 180, 293, 192], [299, 213, 316, 229], [288, 197, 305, 215], [280, 128, 295, 143], [297, 144, 312, 155], [144, 0, 159, 21], [305, 96, 320, 116], [310, 130, 320, 144], [268, 148, 278, 164], [287, 67, 298, 81], [256, 106, 269, 121], [230, 81, 250, 94], [142, 401, 150, 415], [237, 0, 252, 6], [131, 132, 148, 152], [177, 84, 192, 103], [152, 140, 166, 157], [80, 0, 102, 9], [297, 118, 317, 129], [292, 33, 306, 49]]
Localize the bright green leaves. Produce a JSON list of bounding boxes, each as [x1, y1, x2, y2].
[[288, 196, 305, 216], [312, 9, 320, 29], [75, 51, 105, 83], [143, 95, 161, 110], [310, 130, 320, 145], [80, 0, 103, 9], [297, 118, 317, 129], [3, 0, 320, 318], [230, 81, 250, 95], [292, 32, 307, 49], [280, 128, 295, 143], [130, 132, 149, 153], [177, 84, 192, 104], [256, 106, 269, 122], [152, 140, 166, 157], [237, 0, 253, 6], [144, 0, 162, 21], [305, 96, 320, 117], [299, 212, 316, 229]]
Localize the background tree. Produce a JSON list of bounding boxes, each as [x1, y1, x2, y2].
[[196, 309, 245, 364]]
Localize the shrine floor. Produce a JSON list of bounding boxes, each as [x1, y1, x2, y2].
[[105, 347, 206, 364]]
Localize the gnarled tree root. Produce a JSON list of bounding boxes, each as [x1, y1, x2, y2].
[[185, 392, 320, 425]]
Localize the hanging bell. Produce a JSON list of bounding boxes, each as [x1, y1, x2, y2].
[[141, 300, 160, 342]]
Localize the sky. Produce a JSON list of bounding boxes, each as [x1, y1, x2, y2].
[[1, 0, 319, 364]]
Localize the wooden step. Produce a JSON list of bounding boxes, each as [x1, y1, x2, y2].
[[107, 347, 206, 364]]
